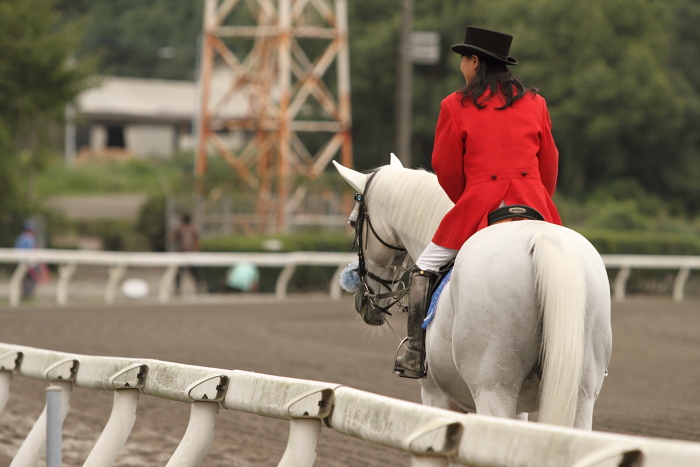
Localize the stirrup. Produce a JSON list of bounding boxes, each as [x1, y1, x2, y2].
[[392, 337, 426, 379], [393, 337, 409, 362], [392, 337, 410, 376]]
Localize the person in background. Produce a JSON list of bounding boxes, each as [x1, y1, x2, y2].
[[226, 262, 260, 293], [14, 220, 40, 299], [171, 213, 201, 295]]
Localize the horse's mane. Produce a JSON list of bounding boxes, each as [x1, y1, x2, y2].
[[366, 166, 454, 244]]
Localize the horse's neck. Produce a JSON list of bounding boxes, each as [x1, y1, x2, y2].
[[398, 229, 431, 264], [390, 200, 445, 263], [374, 167, 453, 263]]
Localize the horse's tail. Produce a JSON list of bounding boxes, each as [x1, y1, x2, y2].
[[530, 227, 586, 427]]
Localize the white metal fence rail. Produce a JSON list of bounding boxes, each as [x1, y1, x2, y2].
[[2, 342, 700, 466], [1, 249, 698, 306], [0, 248, 357, 307], [602, 255, 700, 303]]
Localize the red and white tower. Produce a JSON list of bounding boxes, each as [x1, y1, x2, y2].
[[196, 0, 353, 232]]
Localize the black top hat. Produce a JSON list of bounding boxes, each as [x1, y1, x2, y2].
[[451, 26, 518, 66]]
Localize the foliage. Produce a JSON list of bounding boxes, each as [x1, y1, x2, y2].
[[199, 231, 355, 293], [506, 0, 682, 199], [345, 0, 697, 213], [47, 216, 148, 251], [578, 229, 700, 256], [46, 0, 700, 214], [664, 0, 700, 208], [0, 0, 95, 245], [34, 157, 186, 197], [55, 0, 202, 80], [9, 0, 699, 254], [0, 127, 28, 247], [0, 0, 94, 133], [202, 232, 354, 253], [136, 195, 167, 252]]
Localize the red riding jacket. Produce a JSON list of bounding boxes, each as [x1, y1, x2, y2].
[[431, 90, 562, 250]]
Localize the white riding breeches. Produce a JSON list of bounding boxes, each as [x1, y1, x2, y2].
[[415, 200, 507, 272], [415, 242, 458, 272]]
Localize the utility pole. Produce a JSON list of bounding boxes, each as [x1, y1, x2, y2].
[[395, 0, 413, 167]]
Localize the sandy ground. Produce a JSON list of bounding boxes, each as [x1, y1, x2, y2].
[[0, 295, 699, 466]]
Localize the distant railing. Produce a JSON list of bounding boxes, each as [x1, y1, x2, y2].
[[0, 249, 698, 307], [602, 255, 700, 303], [2, 342, 700, 466], [0, 248, 356, 307]]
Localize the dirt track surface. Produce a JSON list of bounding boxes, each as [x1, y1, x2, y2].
[[0, 296, 699, 466]]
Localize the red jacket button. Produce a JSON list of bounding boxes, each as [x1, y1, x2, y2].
[[522, 171, 528, 176], [491, 174, 497, 180]]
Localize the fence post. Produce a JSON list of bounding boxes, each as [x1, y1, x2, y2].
[[672, 267, 690, 303], [330, 265, 344, 300], [46, 386, 63, 467], [0, 371, 12, 415], [278, 418, 322, 467], [613, 266, 631, 302], [165, 401, 219, 466], [57, 263, 77, 307], [83, 389, 139, 467], [276, 264, 297, 300], [159, 264, 178, 303], [9, 263, 28, 307], [105, 264, 127, 305], [10, 381, 72, 467]]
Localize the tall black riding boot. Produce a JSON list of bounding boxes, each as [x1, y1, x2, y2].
[[394, 268, 440, 379]]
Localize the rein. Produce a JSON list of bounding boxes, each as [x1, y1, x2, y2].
[[351, 171, 411, 315]]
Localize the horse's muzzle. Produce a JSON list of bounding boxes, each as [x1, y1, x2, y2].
[[354, 290, 386, 326]]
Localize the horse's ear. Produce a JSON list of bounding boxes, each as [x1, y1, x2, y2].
[[389, 153, 403, 168], [332, 161, 367, 193]]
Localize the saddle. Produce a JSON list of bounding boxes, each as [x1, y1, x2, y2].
[[487, 204, 544, 225], [423, 205, 544, 329]]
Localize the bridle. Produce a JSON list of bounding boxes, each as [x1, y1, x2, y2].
[[350, 171, 412, 315]]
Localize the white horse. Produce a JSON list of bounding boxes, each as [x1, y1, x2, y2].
[[334, 155, 612, 429]]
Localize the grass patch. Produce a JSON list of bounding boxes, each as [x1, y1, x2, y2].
[[35, 156, 187, 196]]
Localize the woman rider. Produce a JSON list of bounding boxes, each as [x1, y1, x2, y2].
[[394, 26, 563, 379]]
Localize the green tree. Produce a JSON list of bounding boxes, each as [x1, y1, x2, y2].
[[665, 0, 700, 209], [349, 0, 694, 214], [502, 0, 683, 199], [57, 0, 203, 80], [40, 0, 700, 215], [0, 0, 94, 244]]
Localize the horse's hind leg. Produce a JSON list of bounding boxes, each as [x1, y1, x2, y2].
[[472, 388, 520, 419], [462, 343, 535, 419], [574, 394, 595, 430], [420, 376, 465, 412], [574, 350, 608, 429], [574, 365, 601, 429]]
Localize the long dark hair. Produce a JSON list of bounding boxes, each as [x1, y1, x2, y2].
[[459, 55, 538, 110]]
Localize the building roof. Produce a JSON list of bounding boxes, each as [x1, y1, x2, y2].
[[77, 72, 250, 123]]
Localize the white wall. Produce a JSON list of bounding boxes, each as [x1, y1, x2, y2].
[[126, 123, 175, 159], [90, 125, 107, 152]]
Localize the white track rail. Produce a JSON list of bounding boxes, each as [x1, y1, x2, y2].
[[0, 248, 357, 306], [1, 343, 699, 466], [1, 249, 699, 307]]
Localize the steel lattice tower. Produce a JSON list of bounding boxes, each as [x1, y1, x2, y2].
[[196, 0, 353, 232]]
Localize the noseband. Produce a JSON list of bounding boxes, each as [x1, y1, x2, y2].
[[351, 171, 411, 315]]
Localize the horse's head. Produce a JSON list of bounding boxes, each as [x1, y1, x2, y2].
[[334, 155, 412, 326]]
